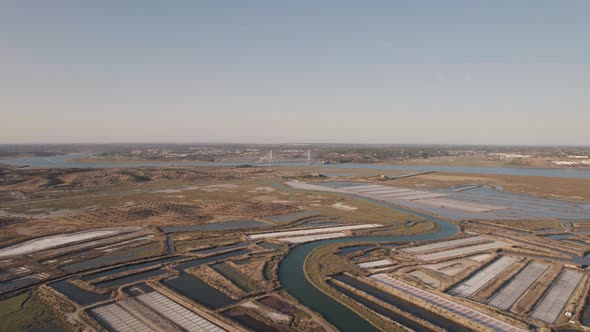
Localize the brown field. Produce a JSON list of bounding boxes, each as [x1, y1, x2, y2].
[[391, 172, 590, 202]]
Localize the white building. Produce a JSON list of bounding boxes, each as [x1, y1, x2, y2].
[[553, 161, 577, 166], [491, 153, 530, 158]]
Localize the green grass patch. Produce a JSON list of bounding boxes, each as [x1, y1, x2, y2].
[[0, 291, 66, 332]]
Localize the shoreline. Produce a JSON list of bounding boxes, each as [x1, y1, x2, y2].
[[69, 156, 590, 170]]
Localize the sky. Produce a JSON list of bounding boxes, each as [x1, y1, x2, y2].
[[1, 1, 589, 145]]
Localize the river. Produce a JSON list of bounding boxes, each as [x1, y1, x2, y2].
[[3, 154, 590, 179], [278, 200, 459, 332]]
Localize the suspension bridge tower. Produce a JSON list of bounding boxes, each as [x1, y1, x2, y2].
[[269, 150, 273, 167]]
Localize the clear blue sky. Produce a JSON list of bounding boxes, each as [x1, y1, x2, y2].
[[1, 1, 589, 145]]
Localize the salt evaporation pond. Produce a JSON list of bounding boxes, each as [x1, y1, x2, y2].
[[49, 279, 110, 305], [314, 182, 590, 221], [162, 273, 235, 309], [59, 243, 160, 273]]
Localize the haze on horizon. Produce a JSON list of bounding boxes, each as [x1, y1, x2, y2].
[[1, 1, 589, 146]]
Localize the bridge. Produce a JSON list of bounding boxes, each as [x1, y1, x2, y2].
[[249, 150, 313, 167]]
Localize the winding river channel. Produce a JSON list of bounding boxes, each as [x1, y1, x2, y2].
[[278, 198, 459, 332]]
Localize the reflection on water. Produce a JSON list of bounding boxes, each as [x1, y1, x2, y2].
[[4, 154, 590, 179], [162, 273, 235, 309], [545, 234, 575, 240], [0, 276, 38, 293], [48, 279, 110, 305], [166, 234, 175, 255], [573, 252, 590, 266]]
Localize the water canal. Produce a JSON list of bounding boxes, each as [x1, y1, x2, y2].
[[332, 275, 471, 332], [328, 280, 437, 332], [278, 198, 459, 332]]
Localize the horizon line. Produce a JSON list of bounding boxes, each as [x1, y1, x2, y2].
[[1, 141, 589, 148]]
